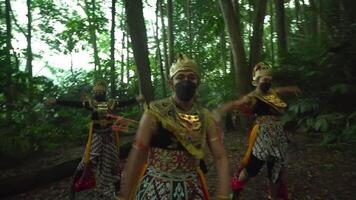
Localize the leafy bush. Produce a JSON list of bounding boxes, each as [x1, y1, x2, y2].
[[277, 33, 356, 145]]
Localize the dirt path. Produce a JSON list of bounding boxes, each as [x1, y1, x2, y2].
[[205, 131, 356, 200], [3, 132, 356, 200]]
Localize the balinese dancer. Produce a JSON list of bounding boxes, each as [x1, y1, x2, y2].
[[46, 81, 143, 199], [118, 53, 230, 200], [216, 62, 301, 200]]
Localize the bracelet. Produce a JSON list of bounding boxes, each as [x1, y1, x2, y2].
[[216, 195, 230, 200], [132, 140, 149, 151]]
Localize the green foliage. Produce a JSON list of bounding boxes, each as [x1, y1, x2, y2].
[[0, 72, 82, 156], [3, 0, 355, 160], [277, 31, 356, 145]]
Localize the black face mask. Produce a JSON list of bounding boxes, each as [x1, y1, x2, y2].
[[94, 93, 106, 102], [174, 80, 197, 102], [260, 82, 271, 92]]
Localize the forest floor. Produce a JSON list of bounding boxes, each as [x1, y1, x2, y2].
[[2, 131, 356, 200]]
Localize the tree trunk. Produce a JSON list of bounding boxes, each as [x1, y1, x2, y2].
[[0, 159, 80, 198], [110, 0, 117, 97], [294, 0, 301, 31], [249, 0, 268, 70], [126, 26, 130, 83], [5, 0, 12, 71], [269, 0, 275, 66], [167, 0, 174, 66], [220, 29, 227, 79], [312, 0, 323, 38], [155, 0, 167, 97], [121, 18, 125, 84], [220, 29, 228, 98], [309, 0, 318, 37], [186, 0, 192, 54], [274, 0, 287, 63], [218, 0, 250, 97], [124, 0, 155, 102], [84, 0, 101, 78], [247, 0, 254, 44], [159, 0, 169, 80], [4, 0, 14, 110], [0, 143, 132, 198], [25, 0, 32, 78], [92, 0, 101, 76]]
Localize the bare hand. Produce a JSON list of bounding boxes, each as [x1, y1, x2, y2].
[[292, 87, 302, 96], [212, 110, 222, 125], [136, 94, 145, 103]]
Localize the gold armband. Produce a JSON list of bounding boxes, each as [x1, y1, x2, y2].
[[210, 137, 218, 142], [132, 141, 149, 151]]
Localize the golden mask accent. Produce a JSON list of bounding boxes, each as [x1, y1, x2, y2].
[[96, 102, 109, 117], [177, 113, 202, 131]]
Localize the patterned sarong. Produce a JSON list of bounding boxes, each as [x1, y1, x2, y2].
[[252, 116, 288, 182], [133, 148, 209, 200]]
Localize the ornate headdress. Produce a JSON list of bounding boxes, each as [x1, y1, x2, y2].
[[169, 53, 199, 79], [93, 80, 107, 92], [252, 62, 273, 86]]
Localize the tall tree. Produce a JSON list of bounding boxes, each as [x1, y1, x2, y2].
[[274, 0, 287, 62], [218, 0, 249, 97], [83, 0, 101, 77], [120, 11, 126, 84], [159, 0, 169, 80], [220, 29, 227, 78], [309, 0, 323, 38], [249, 0, 268, 71], [4, 0, 12, 68], [109, 0, 117, 97], [126, 24, 130, 83], [4, 0, 14, 119], [25, 0, 33, 78], [167, 0, 174, 66], [294, 0, 301, 30], [247, 0, 254, 41], [155, 0, 167, 96], [220, 29, 228, 98], [186, 0, 192, 53], [124, 0, 154, 102], [269, 0, 275, 66]]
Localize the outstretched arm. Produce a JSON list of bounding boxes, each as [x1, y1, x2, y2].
[[213, 96, 252, 123], [45, 97, 87, 109], [117, 94, 145, 107], [119, 111, 157, 199], [274, 86, 302, 96], [218, 96, 251, 114]]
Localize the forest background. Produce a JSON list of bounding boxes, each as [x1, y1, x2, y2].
[[1, 0, 355, 168]]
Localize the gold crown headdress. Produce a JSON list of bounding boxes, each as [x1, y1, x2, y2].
[[93, 80, 107, 92], [252, 62, 273, 86], [169, 53, 199, 79]]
